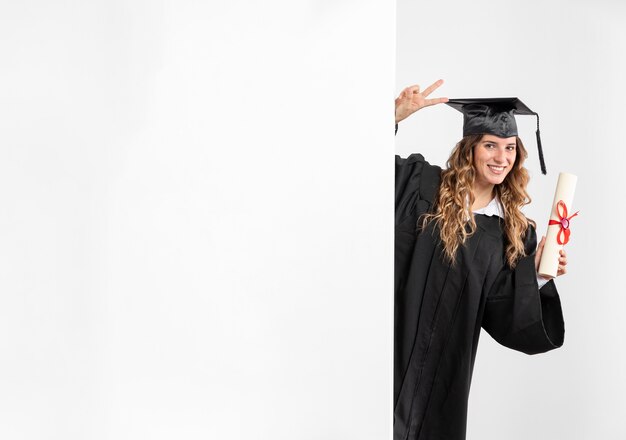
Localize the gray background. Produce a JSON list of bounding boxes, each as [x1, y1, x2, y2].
[[397, 0, 626, 438], [0, 1, 394, 439]]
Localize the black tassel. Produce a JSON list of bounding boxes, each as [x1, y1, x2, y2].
[[535, 114, 547, 175]]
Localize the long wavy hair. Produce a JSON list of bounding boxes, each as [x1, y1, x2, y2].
[[422, 134, 535, 268]]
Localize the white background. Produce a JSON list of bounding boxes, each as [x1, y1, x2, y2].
[[397, 0, 626, 438], [0, 1, 395, 439]]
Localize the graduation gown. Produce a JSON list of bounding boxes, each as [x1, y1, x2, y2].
[[394, 153, 565, 440]]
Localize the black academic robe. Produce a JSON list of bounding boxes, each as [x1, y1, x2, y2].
[[394, 153, 565, 440]]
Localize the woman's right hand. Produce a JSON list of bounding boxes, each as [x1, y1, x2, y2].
[[535, 236, 568, 280], [395, 79, 449, 124]]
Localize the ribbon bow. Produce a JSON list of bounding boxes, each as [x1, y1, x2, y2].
[[548, 200, 579, 245]]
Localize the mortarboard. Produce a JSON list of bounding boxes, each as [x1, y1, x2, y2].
[[446, 98, 546, 175]]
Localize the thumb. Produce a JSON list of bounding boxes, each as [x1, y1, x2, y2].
[[535, 235, 546, 269], [538, 235, 546, 247]]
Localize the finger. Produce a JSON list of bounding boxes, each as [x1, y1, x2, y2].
[[423, 97, 450, 107], [535, 236, 546, 266], [537, 236, 546, 252], [421, 79, 445, 97], [535, 236, 546, 269], [398, 86, 419, 100], [404, 85, 421, 95]]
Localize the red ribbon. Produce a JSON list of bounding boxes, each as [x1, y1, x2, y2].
[[548, 200, 579, 245]]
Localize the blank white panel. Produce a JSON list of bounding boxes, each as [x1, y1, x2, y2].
[[0, 1, 395, 439]]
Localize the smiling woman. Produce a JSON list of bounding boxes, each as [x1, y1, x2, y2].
[[393, 81, 568, 440]]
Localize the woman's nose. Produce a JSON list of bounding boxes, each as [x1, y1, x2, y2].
[[493, 148, 506, 163]]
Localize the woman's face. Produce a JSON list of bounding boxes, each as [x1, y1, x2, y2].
[[473, 134, 517, 189]]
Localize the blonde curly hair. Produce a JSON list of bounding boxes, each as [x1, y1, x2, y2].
[[422, 134, 535, 268]]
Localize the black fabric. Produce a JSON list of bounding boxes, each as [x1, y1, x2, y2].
[[446, 97, 535, 138], [394, 154, 564, 440]]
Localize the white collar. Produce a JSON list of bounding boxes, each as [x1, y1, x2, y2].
[[472, 196, 505, 219]]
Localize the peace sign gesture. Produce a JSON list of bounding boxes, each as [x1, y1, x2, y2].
[[395, 79, 449, 124]]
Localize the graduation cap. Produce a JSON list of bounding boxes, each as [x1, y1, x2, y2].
[[446, 98, 546, 175]]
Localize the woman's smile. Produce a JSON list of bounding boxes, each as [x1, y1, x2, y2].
[[487, 164, 507, 174]]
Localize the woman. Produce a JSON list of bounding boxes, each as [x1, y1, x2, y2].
[[393, 80, 567, 440]]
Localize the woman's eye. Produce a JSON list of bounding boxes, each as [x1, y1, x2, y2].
[[484, 143, 495, 149], [506, 146, 516, 151]]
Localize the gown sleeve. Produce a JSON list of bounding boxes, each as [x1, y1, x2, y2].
[[395, 154, 441, 231], [394, 154, 441, 404], [395, 154, 438, 301], [482, 225, 565, 355]]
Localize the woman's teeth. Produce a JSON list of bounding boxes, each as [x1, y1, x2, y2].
[[488, 165, 505, 173]]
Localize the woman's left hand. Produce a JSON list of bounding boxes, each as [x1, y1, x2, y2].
[[535, 235, 568, 279]]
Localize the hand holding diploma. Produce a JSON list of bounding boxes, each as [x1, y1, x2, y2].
[[538, 172, 579, 278], [535, 236, 568, 280]]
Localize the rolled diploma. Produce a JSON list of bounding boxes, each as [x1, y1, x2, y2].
[[538, 172, 578, 278]]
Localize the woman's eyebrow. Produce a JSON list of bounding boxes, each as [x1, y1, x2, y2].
[[483, 141, 516, 146]]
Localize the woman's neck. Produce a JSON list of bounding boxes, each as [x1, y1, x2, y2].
[[471, 182, 495, 211]]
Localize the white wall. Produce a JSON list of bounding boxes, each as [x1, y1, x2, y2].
[[0, 1, 395, 439], [396, 0, 626, 438]]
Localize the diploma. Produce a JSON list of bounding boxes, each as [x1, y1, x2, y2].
[[538, 172, 579, 278]]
